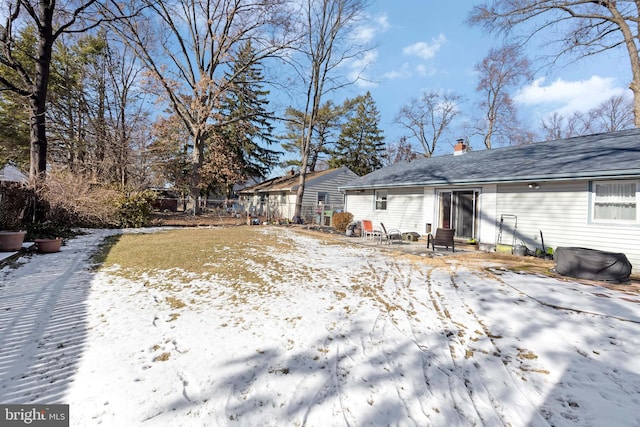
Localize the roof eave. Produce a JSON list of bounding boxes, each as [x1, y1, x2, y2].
[[340, 169, 640, 191]]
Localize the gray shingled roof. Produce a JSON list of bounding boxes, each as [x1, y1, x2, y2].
[[239, 166, 355, 193], [341, 129, 640, 189]]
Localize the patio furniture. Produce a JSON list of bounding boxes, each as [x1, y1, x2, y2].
[[361, 220, 380, 240], [379, 223, 402, 244], [555, 247, 632, 283], [427, 228, 455, 252]]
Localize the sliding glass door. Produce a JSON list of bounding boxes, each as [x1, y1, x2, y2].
[[438, 190, 479, 240]]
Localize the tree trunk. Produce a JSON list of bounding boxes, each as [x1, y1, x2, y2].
[[294, 148, 310, 221], [29, 96, 48, 180], [615, 11, 640, 128], [28, 30, 54, 222], [630, 76, 640, 128], [187, 132, 206, 215], [294, 95, 319, 221], [484, 109, 495, 150], [28, 3, 55, 181]]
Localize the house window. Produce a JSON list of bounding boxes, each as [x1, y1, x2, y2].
[[317, 192, 329, 205], [280, 192, 287, 203], [375, 190, 387, 210], [592, 181, 637, 222]]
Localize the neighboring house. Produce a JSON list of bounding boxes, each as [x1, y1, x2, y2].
[[340, 129, 640, 271], [239, 166, 358, 224], [0, 164, 27, 184]]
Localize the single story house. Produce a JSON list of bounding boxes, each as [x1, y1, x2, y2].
[[239, 166, 358, 224], [340, 129, 640, 272]]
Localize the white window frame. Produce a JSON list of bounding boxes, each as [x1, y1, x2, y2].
[[375, 190, 388, 211], [591, 180, 638, 223]]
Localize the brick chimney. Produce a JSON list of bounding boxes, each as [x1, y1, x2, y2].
[[454, 139, 467, 156]]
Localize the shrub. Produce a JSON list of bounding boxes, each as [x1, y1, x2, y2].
[[332, 211, 353, 233], [113, 189, 157, 228], [28, 169, 156, 229], [31, 169, 120, 227], [0, 184, 31, 230]]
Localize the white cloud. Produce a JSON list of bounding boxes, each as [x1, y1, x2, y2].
[[415, 64, 427, 76], [353, 13, 390, 43], [415, 64, 437, 77], [383, 63, 412, 80], [349, 50, 380, 88], [347, 12, 389, 88], [380, 63, 436, 82], [376, 14, 390, 31], [515, 76, 625, 116], [402, 34, 446, 60]]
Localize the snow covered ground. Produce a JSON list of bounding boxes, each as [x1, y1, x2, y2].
[[1, 227, 639, 426]]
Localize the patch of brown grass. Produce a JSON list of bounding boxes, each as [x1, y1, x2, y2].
[[166, 296, 186, 309], [517, 348, 538, 360], [153, 352, 171, 362], [99, 227, 296, 290]]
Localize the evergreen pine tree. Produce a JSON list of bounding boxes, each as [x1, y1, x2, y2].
[[280, 100, 345, 172], [329, 92, 385, 176], [218, 41, 280, 193], [0, 93, 30, 168]]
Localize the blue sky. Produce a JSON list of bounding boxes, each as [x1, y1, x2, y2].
[[314, 1, 632, 157]]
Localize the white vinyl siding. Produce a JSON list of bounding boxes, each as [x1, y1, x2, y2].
[[477, 185, 498, 247], [346, 188, 424, 234], [497, 181, 589, 251], [496, 180, 640, 272]]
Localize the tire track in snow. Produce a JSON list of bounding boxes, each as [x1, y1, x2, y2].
[[369, 259, 547, 426], [421, 266, 491, 426], [362, 258, 475, 426], [375, 259, 452, 425], [429, 266, 550, 426]]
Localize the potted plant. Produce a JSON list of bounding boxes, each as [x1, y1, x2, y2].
[[0, 187, 27, 251], [0, 230, 27, 251], [34, 237, 62, 253], [27, 222, 66, 254]]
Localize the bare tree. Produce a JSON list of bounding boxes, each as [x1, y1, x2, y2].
[[540, 94, 634, 140], [540, 111, 573, 141], [107, 0, 292, 214], [0, 0, 104, 179], [468, 1, 640, 127], [395, 91, 462, 157], [384, 136, 417, 165], [588, 93, 634, 133], [291, 0, 371, 221], [47, 31, 149, 187], [473, 44, 532, 149]]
